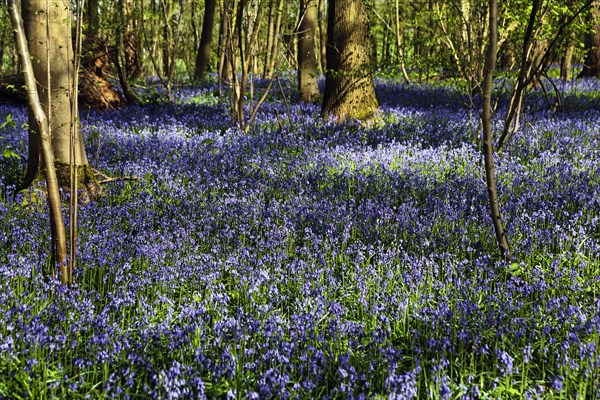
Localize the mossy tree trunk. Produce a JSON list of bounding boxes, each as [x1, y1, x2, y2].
[[321, 0, 378, 122], [298, 0, 319, 102]]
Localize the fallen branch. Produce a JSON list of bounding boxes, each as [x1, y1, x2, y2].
[[92, 169, 139, 184]]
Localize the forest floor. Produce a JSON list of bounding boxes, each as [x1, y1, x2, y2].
[[1, 77, 599, 398]]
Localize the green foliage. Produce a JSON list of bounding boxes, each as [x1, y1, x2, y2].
[[0, 114, 20, 160]]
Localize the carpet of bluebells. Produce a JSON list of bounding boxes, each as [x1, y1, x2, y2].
[[1, 77, 600, 399]]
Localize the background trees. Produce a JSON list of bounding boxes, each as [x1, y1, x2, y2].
[[0, 0, 597, 110]]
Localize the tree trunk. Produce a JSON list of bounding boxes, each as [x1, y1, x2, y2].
[[264, 0, 284, 78], [560, 40, 574, 80], [163, 0, 172, 76], [297, 0, 319, 102], [394, 0, 410, 83], [578, 1, 600, 78], [11, 0, 74, 283], [321, 0, 378, 122], [481, 0, 510, 261], [218, 0, 230, 84], [496, 0, 542, 152], [263, 0, 275, 77], [318, 0, 327, 72], [22, 0, 89, 180], [124, 0, 142, 80], [194, 0, 217, 83], [86, 0, 100, 37]]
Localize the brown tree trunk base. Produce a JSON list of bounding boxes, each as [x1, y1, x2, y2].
[[20, 164, 105, 209]]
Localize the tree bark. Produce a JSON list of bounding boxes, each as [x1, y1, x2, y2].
[[297, 0, 319, 102], [318, 0, 327, 72], [86, 0, 100, 37], [218, 0, 231, 83], [481, 0, 510, 261], [194, 0, 217, 83], [264, 0, 284, 78], [560, 40, 574, 80], [22, 0, 89, 176], [321, 0, 378, 122]]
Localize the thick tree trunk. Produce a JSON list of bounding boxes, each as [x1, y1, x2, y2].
[[297, 0, 319, 102], [22, 0, 89, 175], [194, 0, 217, 83], [578, 1, 600, 78], [481, 0, 510, 261], [321, 0, 378, 122]]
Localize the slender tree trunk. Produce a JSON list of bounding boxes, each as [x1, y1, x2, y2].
[[265, 0, 284, 78], [163, 0, 172, 76], [263, 0, 275, 77], [318, 0, 327, 72], [481, 0, 510, 261], [10, 0, 70, 283], [218, 0, 230, 84], [394, 0, 410, 83], [297, 0, 319, 102], [113, 0, 138, 103], [497, 0, 542, 152], [560, 40, 574, 80], [321, 0, 378, 122], [370, 0, 379, 66], [194, 0, 217, 83]]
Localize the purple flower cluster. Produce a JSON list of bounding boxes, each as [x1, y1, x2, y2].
[[1, 79, 599, 398]]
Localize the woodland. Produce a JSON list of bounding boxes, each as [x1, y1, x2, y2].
[[0, 0, 599, 398]]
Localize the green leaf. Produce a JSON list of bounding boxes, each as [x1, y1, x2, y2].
[[509, 262, 524, 277], [0, 114, 16, 130], [2, 148, 21, 160]]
